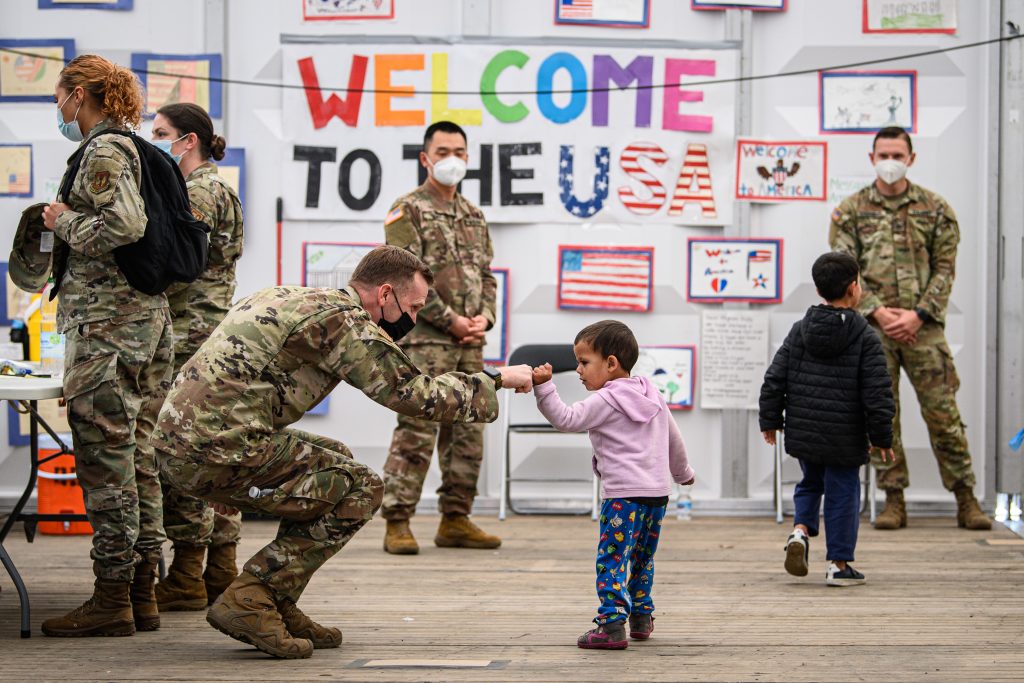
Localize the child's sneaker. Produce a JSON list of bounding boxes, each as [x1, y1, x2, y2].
[[628, 613, 654, 640], [577, 621, 628, 649], [825, 562, 866, 586], [784, 530, 809, 577]]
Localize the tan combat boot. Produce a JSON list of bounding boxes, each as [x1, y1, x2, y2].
[[206, 572, 313, 659], [278, 599, 343, 648], [131, 550, 161, 631], [41, 579, 135, 637], [155, 543, 208, 611], [204, 542, 239, 604], [874, 489, 907, 530], [383, 519, 420, 555], [434, 514, 502, 549], [954, 486, 992, 530]]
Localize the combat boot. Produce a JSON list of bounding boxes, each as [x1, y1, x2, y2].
[[874, 489, 907, 530], [204, 542, 239, 604], [41, 579, 135, 637], [206, 572, 313, 659], [954, 486, 992, 530], [434, 513, 502, 549], [383, 519, 420, 555], [131, 550, 161, 631], [278, 599, 343, 648], [155, 543, 208, 611]]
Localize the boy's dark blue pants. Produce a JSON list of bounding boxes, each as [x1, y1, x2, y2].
[[793, 459, 861, 562], [594, 498, 665, 625]]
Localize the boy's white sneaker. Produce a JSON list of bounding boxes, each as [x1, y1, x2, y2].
[[825, 561, 866, 587], [784, 530, 809, 577]]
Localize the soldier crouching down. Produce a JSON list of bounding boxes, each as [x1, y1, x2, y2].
[[152, 245, 533, 659]]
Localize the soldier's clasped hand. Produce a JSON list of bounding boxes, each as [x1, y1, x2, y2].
[[498, 364, 534, 393], [42, 202, 70, 230]]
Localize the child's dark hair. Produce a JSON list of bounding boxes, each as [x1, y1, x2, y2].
[[574, 320, 639, 372], [812, 252, 860, 302]]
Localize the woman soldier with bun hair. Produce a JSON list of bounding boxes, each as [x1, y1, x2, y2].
[[148, 103, 245, 612], [41, 54, 174, 637]]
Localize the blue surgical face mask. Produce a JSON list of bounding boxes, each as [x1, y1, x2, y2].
[[151, 134, 188, 164], [56, 90, 83, 142]]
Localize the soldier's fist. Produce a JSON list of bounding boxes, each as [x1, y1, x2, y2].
[[498, 364, 533, 392]]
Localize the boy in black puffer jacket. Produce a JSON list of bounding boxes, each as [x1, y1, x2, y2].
[[759, 252, 896, 586]]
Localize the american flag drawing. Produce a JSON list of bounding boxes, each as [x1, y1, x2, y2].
[[559, 0, 594, 19], [558, 246, 653, 312], [747, 248, 773, 278]]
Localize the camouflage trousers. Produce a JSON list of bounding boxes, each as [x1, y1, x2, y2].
[[161, 481, 242, 548], [381, 343, 485, 520], [161, 346, 242, 549], [158, 428, 383, 603], [64, 309, 174, 582], [872, 321, 976, 492]]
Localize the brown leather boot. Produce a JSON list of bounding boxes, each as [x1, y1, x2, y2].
[[206, 572, 313, 659], [41, 579, 135, 637], [434, 514, 502, 549], [155, 544, 208, 611], [131, 550, 161, 631], [278, 599, 343, 649], [954, 486, 992, 530], [874, 489, 907, 530], [204, 542, 239, 604], [383, 519, 419, 555]]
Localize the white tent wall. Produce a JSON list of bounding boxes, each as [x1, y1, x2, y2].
[[0, 0, 998, 516]]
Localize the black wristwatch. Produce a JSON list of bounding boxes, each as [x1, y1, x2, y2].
[[914, 308, 931, 323], [482, 366, 502, 389]]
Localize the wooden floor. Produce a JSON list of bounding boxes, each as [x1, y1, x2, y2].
[[1, 514, 1023, 682]]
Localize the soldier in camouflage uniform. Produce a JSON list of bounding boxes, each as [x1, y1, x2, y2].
[[153, 246, 533, 658], [37, 55, 174, 638], [148, 103, 246, 611], [381, 121, 501, 555], [829, 126, 990, 531]]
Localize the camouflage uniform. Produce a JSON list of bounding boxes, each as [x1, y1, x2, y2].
[[160, 162, 245, 549], [381, 182, 497, 520], [830, 181, 974, 492], [52, 121, 174, 582], [153, 286, 499, 602]]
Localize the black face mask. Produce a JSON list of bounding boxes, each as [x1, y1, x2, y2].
[[378, 290, 416, 341]]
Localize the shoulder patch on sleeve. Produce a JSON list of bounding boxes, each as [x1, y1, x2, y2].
[[831, 208, 843, 223], [191, 206, 207, 222], [384, 206, 403, 226]]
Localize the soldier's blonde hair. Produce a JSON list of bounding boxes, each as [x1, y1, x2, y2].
[[59, 55, 144, 130], [350, 246, 434, 289]]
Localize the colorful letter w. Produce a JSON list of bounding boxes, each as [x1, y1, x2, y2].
[[297, 55, 369, 129]]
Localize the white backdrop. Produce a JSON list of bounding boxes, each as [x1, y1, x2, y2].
[[0, 0, 996, 514]]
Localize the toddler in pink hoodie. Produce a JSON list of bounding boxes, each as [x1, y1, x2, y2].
[[531, 320, 694, 650]]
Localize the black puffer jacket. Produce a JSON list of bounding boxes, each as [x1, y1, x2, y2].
[[759, 305, 895, 467]]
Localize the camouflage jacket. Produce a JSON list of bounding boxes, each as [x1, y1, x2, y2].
[[165, 162, 244, 365], [52, 120, 167, 332], [829, 181, 959, 325], [384, 182, 496, 346], [153, 286, 500, 466]]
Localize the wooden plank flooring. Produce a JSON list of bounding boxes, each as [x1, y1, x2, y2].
[[1, 514, 1023, 681]]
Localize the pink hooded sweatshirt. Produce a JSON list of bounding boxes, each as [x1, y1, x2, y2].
[[534, 376, 694, 499]]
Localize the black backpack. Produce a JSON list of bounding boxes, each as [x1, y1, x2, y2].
[[52, 129, 210, 298]]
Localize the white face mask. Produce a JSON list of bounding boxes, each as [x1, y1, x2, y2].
[[875, 159, 908, 185], [427, 155, 468, 187]]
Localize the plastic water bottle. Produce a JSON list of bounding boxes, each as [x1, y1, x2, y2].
[[39, 279, 64, 378], [676, 490, 693, 521]]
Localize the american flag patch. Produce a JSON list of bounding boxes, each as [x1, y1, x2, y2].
[[558, 246, 653, 312], [384, 206, 403, 226]]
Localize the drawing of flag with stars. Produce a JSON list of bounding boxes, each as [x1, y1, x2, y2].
[[747, 248, 772, 278], [559, 0, 594, 19], [558, 245, 653, 312]]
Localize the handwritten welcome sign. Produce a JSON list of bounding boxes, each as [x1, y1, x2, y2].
[[281, 43, 737, 225]]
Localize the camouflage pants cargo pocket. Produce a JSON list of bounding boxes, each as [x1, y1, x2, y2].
[[65, 352, 131, 447]]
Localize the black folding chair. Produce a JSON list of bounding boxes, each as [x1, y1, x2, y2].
[[498, 344, 599, 520]]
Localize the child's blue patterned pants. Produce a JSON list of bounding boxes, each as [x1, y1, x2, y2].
[[594, 498, 666, 625]]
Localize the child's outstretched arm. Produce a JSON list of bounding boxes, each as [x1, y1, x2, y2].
[[534, 378, 613, 433]]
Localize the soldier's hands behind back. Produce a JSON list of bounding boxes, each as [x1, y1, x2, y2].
[[875, 447, 896, 463], [499, 364, 533, 392], [211, 502, 239, 516], [532, 363, 553, 386]]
